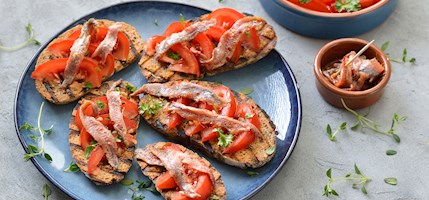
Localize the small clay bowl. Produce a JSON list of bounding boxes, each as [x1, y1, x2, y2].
[[314, 38, 391, 109]]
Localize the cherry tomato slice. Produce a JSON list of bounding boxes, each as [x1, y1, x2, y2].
[[192, 33, 214, 59], [205, 26, 226, 42], [79, 128, 93, 150], [208, 8, 245, 29], [213, 86, 237, 117], [166, 98, 190, 130], [169, 43, 200, 76], [246, 28, 260, 52], [120, 96, 139, 119], [156, 172, 178, 190], [47, 39, 74, 53], [360, 0, 377, 8], [230, 42, 242, 63], [223, 130, 256, 154], [236, 103, 261, 129], [164, 21, 190, 37], [87, 145, 105, 175], [200, 127, 218, 142], [289, 0, 331, 13], [170, 173, 213, 200]]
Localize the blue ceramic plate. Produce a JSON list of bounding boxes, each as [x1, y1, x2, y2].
[[14, 1, 301, 200]]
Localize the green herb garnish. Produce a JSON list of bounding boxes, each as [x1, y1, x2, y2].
[[84, 81, 93, 90], [323, 164, 371, 197], [217, 128, 234, 147], [265, 146, 275, 155], [139, 95, 163, 115], [42, 184, 51, 200], [95, 100, 105, 109], [299, 0, 311, 3], [386, 150, 397, 156], [245, 113, 254, 119], [120, 178, 134, 186], [384, 177, 397, 185], [84, 141, 98, 158], [326, 122, 347, 141], [380, 41, 416, 64], [167, 50, 181, 60], [126, 83, 137, 93], [335, 0, 361, 12], [64, 161, 80, 173], [0, 23, 41, 52], [179, 13, 185, 25], [240, 88, 254, 95], [342, 99, 406, 143], [381, 41, 389, 52], [154, 19, 159, 26], [22, 102, 54, 162], [247, 171, 259, 176]]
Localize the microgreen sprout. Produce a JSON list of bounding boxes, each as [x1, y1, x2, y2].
[[326, 122, 347, 141], [323, 164, 371, 197], [380, 41, 416, 64], [0, 23, 41, 52], [341, 99, 406, 143]]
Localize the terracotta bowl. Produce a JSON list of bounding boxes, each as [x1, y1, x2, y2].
[[314, 38, 391, 109]]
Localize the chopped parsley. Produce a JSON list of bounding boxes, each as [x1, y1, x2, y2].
[[245, 113, 254, 119], [335, 0, 361, 12], [299, 0, 311, 3], [84, 81, 93, 90], [217, 128, 234, 147], [126, 83, 137, 93], [167, 50, 181, 60], [95, 100, 105, 109], [63, 161, 80, 173], [139, 95, 163, 115], [84, 141, 98, 158], [154, 19, 159, 26]]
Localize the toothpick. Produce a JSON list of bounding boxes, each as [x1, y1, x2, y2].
[[345, 40, 375, 66]]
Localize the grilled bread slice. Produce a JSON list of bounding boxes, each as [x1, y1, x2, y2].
[[132, 80, 277, 168], [139, 8, 277, 83], [135, 142, 226, 200], [68, 80, 140, 185], [33, 19, 144, 104]]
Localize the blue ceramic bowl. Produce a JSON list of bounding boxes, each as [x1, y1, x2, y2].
[[260, 0, 398, 39]]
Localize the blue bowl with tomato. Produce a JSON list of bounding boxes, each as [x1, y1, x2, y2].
[[259, 0, 398, 39]]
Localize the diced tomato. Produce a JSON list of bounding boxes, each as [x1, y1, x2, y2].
[[79, 128, 93, 150], [208, 8, 245, 29], [87, 145, 105, 175], [144, 35, 166, 56], [169, 43, 200, 77], [123, 116, 138, 131], [185, 121, 204, 136], [88, 44, 115, 78], [321, 0, 334, 3], [97, 114, 114, 130], [164, 21, 189, 37], [360, 0, 377, 8], [193, 174, 213, 200], [166, 98, 189, 130], [223, 131, 255, 154], [213, 86, 237, 117], [192, 33, 214, 59], [200, 127, 218, 142], [47, 39, 74, 53], [90, 96, 109, 114], [120, 97, 139, 119], [206, 26, 226, 42], [77, 58, 103, 88], [68, 30, 81, 40], [156, 172, 178, 190], [236, 103, 261, 129], [289, 0, 331, 13]]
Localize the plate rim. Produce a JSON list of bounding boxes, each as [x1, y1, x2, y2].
[[13, 1, 302, 200]]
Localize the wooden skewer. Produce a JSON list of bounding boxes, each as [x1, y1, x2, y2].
[[345, 39, 375, 66]]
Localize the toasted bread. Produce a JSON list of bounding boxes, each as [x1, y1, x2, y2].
[[68, 80, 140, 185], [135, 142, 226, 200], [135, 80, 277, 168], [139, 11, 277, 83], [34, 19, 144, 104]]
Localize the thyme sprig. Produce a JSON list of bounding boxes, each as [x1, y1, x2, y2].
[[326, 122, 347, 141], [323, 164, 371, 197], [341, 99, 406, 143], [21, 102, 53, 162], [0, 23, 41, 52]]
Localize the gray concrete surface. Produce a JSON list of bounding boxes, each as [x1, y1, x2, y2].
[[1, 0, 428, 199]]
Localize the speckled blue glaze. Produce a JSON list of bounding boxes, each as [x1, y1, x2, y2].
[[260, 0, 398, 39], [14, 1, 301, 200]]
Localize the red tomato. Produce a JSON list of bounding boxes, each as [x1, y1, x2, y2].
[[198, 101, 214, 111], [75, 103, 95, 130], [208, 8, 245, 29], [245, 28, 260, 52], [193, 174, 213, 200], [123, 116, 138, 130], [360, 0, 377, 8], [79, 128, 93, 150], [155, 172, 178, 190], [90, 96, 109, 114], [164, 21, 189, 37], [87, 146, 105, 175], [235, 103, 261, 129], [205, 26, 226, 42], [212, 86, 237, 117], [200, 127, 218, 142], [223, 131, 256, 154], [169, 43, 200, 76], [31, 58, 102, 88], [144, 35, 166, 56], [97, 114, 114, 130], [230, 42, 242, 63], [166, 98, 189, 130], [120, 97, 139, 119], [185, 121, 204, 136], [88, 44, 115, 78], [192, 33, 214, 59], [289, 0, 331, 12], [47, 39, 74, 53]]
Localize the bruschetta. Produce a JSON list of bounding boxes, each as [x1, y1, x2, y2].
[[31, 18, 144, 104], [135, 142, 226, 200], [131, 80, 277, 168], [139, 8, 277, 83], [68, 80, 140, 185]]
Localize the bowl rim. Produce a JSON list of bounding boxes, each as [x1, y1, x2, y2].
[[277, 0, 390, 18], [314, 38, 391, 98]]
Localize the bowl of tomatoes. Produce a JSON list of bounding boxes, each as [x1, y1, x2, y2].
[[259, 0, 398, 38]]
